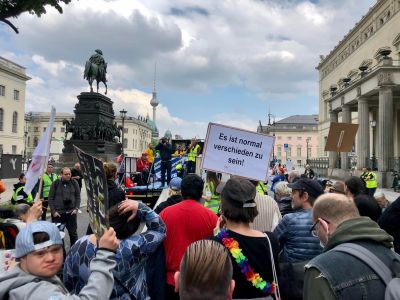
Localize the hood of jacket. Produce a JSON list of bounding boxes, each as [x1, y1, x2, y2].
[[325, 217, 393, 251], [0, 265, 61, 299], [13, 182, 24, 192], [107, 179, 118, 191]]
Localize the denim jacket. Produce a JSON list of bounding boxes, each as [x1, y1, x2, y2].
[[304, 217, 396, 300], [273, 208, 323, 262]]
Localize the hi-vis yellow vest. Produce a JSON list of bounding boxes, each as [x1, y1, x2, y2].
[[366, 172, 378, 189], [188, 144, 200, 162], [43, 173, 58, 198], [204, 181, 220, 214]]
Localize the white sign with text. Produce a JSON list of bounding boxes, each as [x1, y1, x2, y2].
[[202, 123, 275, 181]]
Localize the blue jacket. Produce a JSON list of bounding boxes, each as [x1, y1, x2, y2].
[[63, 203, 166, 300], [273, 208, 323, 262], [271, 174, 285, 192]]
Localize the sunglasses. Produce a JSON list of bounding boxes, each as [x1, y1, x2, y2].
[[310, 218, 330, 237]]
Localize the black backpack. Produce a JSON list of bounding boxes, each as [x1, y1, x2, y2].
[[0, 222, 19, 250]]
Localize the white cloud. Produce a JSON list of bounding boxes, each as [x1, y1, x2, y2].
[[0, 0, 376, 138]]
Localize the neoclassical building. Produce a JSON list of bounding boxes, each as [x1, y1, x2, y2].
[[26, 112, 152, 159], [0, 56, 30, 156], [258, 115, 319, 167], [317, 0, 400, 186]]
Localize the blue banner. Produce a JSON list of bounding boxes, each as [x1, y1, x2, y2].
[[153, 156, 186, 180]]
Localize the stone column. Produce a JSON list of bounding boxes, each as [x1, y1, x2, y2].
[[341, 105, 351, 170], [377, 86, 394, 171], [356, 97, 370, 169], [329, 111, 338, 169]]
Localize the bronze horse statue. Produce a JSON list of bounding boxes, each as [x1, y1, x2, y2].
[[84, 49, 108, 94]]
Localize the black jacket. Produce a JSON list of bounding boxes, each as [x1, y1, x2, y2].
[[379, 196, 400, 253], [278, 197, 294, 216], [107, 179, 126, 207], [155, 142, 173, 161], [154, 194, 183, 214]]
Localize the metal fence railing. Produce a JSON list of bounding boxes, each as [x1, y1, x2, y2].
[[308, 157, 329, 169]]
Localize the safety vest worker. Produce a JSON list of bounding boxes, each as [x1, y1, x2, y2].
[[187, 144, 200, 162], [256, 181, 267, 195], [42, 172, 59, 199], [366, 171, 378, 189], [204, 181, 220, 214], [12, 186, 33, 205]]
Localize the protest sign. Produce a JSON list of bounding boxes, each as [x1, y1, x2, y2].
[[202, 123, 275, 181], [325, 122, 359, 152], [74, 146, 108, 237], [286, 160, 294, 171]]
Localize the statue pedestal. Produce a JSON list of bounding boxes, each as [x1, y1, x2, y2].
[[61, 92, 122, 161]]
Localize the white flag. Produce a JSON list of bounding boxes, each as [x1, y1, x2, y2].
[[24, 107, 56, 194]]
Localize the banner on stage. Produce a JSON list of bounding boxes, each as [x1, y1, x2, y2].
[[201, 123, 275, 181], [74, 146, 109, 237], [325, 122, 359, 152]]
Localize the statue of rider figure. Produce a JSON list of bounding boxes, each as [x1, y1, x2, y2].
[[84, 49, 108, 94]]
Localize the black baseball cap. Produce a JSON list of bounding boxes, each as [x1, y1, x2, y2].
[[288, 178, 324, 198], [221, 177, 256, 208]]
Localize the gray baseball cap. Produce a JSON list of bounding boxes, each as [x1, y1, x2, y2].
[[15, 221, 63, 258]]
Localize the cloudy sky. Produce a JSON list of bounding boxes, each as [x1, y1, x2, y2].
[[0, 0, 375, 138]]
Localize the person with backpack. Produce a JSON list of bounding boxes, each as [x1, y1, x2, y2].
[[304, 193, 400, 300], [48, 167, 81, 247]]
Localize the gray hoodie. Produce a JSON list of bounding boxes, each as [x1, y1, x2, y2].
[[0, 249, 116, 300]]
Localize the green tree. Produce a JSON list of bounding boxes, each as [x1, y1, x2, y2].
[[0, 0, 72, 34]]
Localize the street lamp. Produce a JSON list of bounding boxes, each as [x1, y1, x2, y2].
[[24, 112, 32, 171], [120, 109, 127, 155], [306, 137, 311, 165], [370, 120, 377, 169]]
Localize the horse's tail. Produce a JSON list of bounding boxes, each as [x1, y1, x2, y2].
[[84, 60, 92, 79]]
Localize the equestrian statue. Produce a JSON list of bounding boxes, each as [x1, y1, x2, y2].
[[84, 49, 108, 94]]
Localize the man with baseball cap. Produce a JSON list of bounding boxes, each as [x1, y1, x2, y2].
[[273, 178, 324, 263], [0, 221, 119, 300]]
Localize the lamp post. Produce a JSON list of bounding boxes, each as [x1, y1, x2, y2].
[[370, 120, 377, 169], [24, 112, 32, 172], [306, 137, 311, 165], [120, 109, 127, 155]]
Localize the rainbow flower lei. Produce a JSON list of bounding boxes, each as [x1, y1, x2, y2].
[[216, 229, 276, 295]]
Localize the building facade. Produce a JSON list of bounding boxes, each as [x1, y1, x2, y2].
[[258, 115, 319, 167], [317, 0, 400, 185], [26, 112, 152, 160], [0, 56, 30, 156]]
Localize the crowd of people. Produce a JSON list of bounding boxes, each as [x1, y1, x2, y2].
[[0, 152, 399, 300]]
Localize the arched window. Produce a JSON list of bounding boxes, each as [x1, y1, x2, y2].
[[12, 111, 18, 133], [33, 137, 38, 147], [0, 109, 3, 131]]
